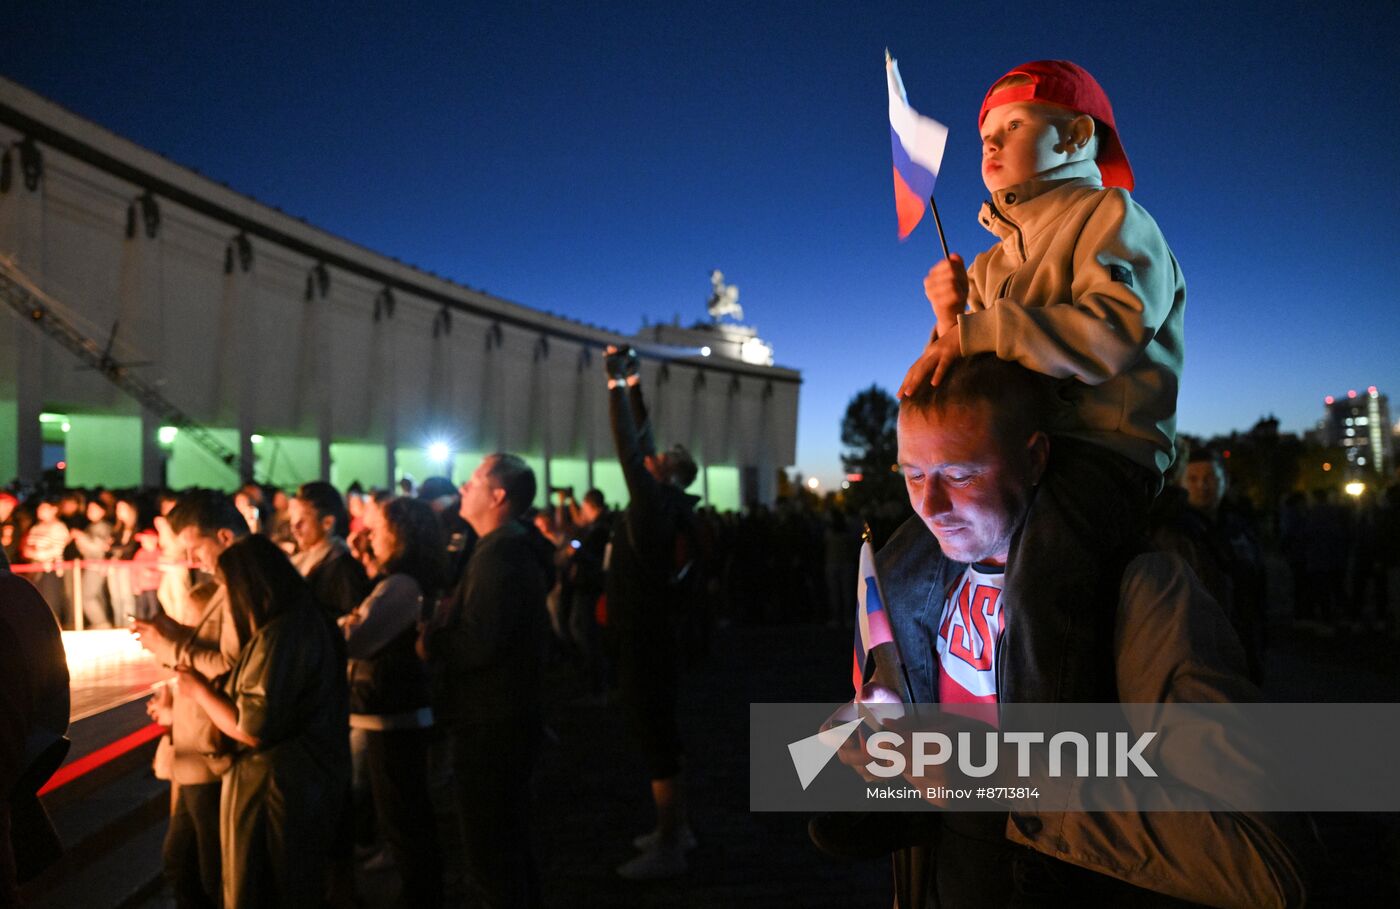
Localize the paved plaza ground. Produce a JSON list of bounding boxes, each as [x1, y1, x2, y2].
[[116, 609, 1400, 908]]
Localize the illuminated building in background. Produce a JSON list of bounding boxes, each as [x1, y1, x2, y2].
[[1319, 387, 1392, 479], [0, 76, 798, 507]]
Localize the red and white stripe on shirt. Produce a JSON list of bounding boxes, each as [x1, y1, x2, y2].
[[935, 563, 1006, 705]]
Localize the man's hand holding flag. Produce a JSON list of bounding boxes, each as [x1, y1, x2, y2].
[[852, 523, 912, 704]]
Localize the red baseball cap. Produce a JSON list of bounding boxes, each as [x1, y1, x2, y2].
[[978, 60, 1134, 192]]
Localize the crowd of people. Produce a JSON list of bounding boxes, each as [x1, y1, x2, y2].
[[0, 337, 892, 905], [3, 435, 1395, 901], [0, 479, 875, 637], [3, 466, 1397, 651], [102, 464, 559, 907], [4, 433, 1396, 905]]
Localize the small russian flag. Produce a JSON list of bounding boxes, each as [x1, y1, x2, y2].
[[887, 52, 949, 240], [852, 538, 894, 694]]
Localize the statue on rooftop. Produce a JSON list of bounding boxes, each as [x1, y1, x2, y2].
[[706, 269, 744, 323]]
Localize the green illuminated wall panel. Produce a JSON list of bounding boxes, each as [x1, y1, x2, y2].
[[64, 414, 142, 488], [450, 451, 487, 486], [705, 465, 740, 513], [521, 454, 546, 507], [395, 448, 458, 490], [168, 427, 241, 491], [330, 443, 388, 492], [547, 457, 590, 502], [40, 413, 68, 445], [0, 398, 16, 484], [591, 459, 628, 511], [256, 435, 321, 490]]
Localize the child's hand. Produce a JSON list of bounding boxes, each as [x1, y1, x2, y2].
[[923, 254, 968, 338], [899, 329, 963, 396]]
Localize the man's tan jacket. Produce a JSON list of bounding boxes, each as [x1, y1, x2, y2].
[[146, 582, 242, 783]]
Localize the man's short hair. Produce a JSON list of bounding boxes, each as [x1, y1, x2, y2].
[[484, 454, 537, 518], [582, 488, 607, 512], [167, 489, 250, 538], [295, 481, 350, 538], [1187, 447, 1224, 469], [665, 444, 698, 489], [1186, 448, 1227, 489], [900, 353, 1053, 443]]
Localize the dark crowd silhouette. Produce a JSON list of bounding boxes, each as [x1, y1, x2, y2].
[[3, 442, 1399, 904]]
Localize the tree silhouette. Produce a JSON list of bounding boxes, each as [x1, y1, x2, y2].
[[840, 384, 904, 508]]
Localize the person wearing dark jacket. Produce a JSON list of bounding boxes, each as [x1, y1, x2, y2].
[[602, 346, 702, 880], [1149, 449, 1268, 683], [0, 547, 70, 905], [564, 489, 613, 696], [291, 483, 376, 899], [289, 482, 370, 618], [421, 453, 552, 908]]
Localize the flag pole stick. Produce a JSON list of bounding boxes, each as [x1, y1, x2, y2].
[[928, 193, 950, 261]]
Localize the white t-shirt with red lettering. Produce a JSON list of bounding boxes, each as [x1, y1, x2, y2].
[[935, 563, 1006, 704]]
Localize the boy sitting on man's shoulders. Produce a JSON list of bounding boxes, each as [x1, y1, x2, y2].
[[902, 59, 1188, 704]]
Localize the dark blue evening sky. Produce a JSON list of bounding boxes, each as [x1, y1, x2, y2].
[[5, 1, 1398, 487]]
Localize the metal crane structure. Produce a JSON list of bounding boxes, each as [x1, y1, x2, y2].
[[0, 255, 244, 482]]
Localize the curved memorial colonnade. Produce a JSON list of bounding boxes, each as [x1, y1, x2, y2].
[[0, 77, 799, 508]]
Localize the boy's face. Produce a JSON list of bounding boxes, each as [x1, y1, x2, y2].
[[980, 102, 1069, 193]]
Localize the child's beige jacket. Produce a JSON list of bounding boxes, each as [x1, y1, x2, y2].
[[961, 160, 1186, 476]]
